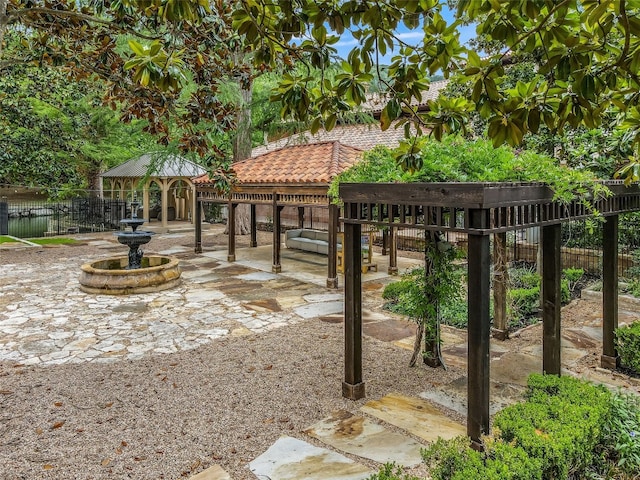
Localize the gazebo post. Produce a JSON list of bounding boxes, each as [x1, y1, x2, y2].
[[194, 199, 202, 254], [250, 204, 257, 248], [161, 180, 169, 228], [272, 199, 283, 273], [467, 209, 491, 448], [343, 203, 364, 400], [327, 203, 339, 288], [142, 182, 150, 223], [601, 214, 619, 369], [227, 202, 236, 262], [542, 223, 562, 375]]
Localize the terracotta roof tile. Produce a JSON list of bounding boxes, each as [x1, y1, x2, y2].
[[193, 141, 363, 186]]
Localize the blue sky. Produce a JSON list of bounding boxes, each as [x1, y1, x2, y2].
[[333, 5, 476, 61]]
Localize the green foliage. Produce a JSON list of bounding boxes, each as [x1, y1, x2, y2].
[[507, 267, 582, 328], [602, 392, 640, 475], [0, 63, 155, 192], [494, 374, 611, 479], [615, 321, 640, 374], [236, 0, 640, 182], [329, 137, 607, 212], [367, 462, 420, 480], [424, 375, 640, 480], [423, 434, 542, 480]]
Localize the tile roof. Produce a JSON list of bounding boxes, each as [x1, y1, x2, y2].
[[101, 153, 206, 178], [193, 141, 363, 186], [252, 121, 411, 157], [251, 80, 448, 157], [360, 79, 449, 114]]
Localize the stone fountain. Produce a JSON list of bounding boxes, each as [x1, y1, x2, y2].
[[79, 201, 181, 294]]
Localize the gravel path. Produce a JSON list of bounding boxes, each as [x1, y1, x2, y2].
[[0, 226, 464, 479]]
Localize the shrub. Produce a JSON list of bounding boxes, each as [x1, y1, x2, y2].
[[367, 462, 420, 480], [423, 375, 639, 480], [615, 321, 640, 374], [423, 436, 542, 480], [601, 392, 640, 475], [494, 374, 611, 479]]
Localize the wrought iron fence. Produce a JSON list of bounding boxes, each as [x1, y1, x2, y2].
[[370, 215, 640, 279], [1, 197, 126, 238]]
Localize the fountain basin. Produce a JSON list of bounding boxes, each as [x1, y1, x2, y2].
[[79, 255, 181, 295]]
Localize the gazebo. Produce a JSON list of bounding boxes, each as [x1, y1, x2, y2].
[[193, 141, 363, 288], [101, 153, 205, 228], [338, 180, 640, 446]]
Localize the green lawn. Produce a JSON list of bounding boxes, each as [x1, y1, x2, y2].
[[28, 237, 79, 245], [0, 236, 79, 245]]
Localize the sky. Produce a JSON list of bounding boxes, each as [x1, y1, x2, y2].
[[332, 5, 476, 61]]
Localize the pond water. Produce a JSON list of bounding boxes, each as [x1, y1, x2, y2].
[[8, 216, 51, 238]]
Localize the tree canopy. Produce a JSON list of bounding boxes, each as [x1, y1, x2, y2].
[[235, 0, 640, 177]]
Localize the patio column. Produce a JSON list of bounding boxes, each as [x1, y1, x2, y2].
[[327, 203, 339, 288], [227, 202, 236, 262], [194, 199, 202, 254], [272, 199, 283, 273], [250, 204, 257, 248], [467, 208, 491, 447], [388, 226, 398, 274], [601, 214, 619, 369], [298, 206, 305, 229], [542, 223, 562, 375], [343, 204, 364, 400]]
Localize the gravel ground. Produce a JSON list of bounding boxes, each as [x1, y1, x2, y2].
[[0, 227, 465, 479]]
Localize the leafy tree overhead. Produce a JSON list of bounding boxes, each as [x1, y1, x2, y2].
[[1, 0, 246, 163], [0, 60, 156, 194], [235, 0, 640, 178]]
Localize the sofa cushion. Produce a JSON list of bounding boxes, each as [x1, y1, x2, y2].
[[300, 230, 319, 240], [315, 231, 329, 242]]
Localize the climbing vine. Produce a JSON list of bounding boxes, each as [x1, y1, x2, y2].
[[334, 136, 608, 367]]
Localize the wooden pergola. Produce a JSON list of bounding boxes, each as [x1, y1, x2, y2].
[[193, 141, 368, 288], [338, 180, 640, 446]]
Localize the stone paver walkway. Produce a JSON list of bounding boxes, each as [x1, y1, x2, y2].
[[0, 234, 349, 366]]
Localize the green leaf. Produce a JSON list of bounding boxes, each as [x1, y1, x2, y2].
[[128, 40, 146, 56]]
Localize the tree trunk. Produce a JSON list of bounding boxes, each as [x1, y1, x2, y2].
[[410, 230, 442, 368], [0, 0, 8, 63], [225, 78, 252, 235]]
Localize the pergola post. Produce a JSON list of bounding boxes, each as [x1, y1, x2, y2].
[[467, 209, 491, 447], [327, 203, 339, 288], [250, 204, 257, 248], [343, 204, 364, 400], [194, 199, 202, 254], [542, 223, 562, 375], [298, 206, 305, 229], [601, 214, 619, 369], [227, 202, 236, 262], [272, 199, 283, 273], [388, 226, 398, 275]]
